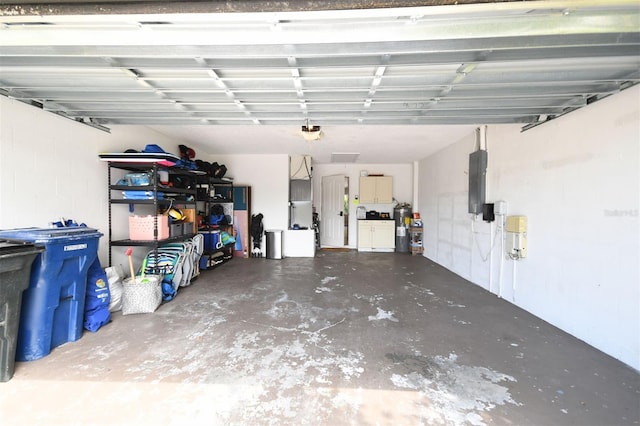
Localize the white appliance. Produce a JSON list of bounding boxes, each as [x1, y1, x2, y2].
[[284, 229, 316, 257]]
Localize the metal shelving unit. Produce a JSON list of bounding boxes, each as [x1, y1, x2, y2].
[[107, 161, 198, 271], [195, 175, 235, 268], [409, 226, 424, 256]]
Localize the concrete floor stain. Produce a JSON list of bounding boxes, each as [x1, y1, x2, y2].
[[387, 352, 520, 425]]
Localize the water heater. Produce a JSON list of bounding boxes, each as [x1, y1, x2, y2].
[[394, 205, 412, 253]]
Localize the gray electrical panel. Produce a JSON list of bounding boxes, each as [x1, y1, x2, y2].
[[468, 150, 488, 215]]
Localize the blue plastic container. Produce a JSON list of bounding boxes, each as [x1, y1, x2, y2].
[[202, 230, 221, 251], [0, 227, 102, 361]]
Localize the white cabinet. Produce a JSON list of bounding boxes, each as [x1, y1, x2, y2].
[[359, 176, 393, 203], [358, 220, 395, 252]]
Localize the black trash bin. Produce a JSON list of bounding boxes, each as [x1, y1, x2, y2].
[[0, 239, 43, 382]]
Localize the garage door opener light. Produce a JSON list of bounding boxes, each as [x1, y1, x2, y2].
[[301, 120, 322, 141]]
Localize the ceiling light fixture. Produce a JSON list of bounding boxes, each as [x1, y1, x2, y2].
[[301, 120, 322, 142]]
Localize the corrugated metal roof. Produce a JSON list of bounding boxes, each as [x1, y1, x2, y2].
[[1, 1, 638, 130]]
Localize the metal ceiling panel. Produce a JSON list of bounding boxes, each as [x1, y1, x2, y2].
[[1, 1, 639, 129]]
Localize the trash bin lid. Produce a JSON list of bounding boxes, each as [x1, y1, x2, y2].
[[0, 239, 44, 257], [0, 227, 103, 244]]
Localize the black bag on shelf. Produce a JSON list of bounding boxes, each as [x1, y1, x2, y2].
[[210, 162, 227, 179]]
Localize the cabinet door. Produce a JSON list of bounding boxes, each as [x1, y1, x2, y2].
[[372, 222, 395, 248], [360, 176, 393, 203], [359, 177, 377, 203], [375, 176, 393, 203], [358, 221, 373, 249]]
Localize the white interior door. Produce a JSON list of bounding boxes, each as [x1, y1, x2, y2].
[[321, 175, 345, 247]]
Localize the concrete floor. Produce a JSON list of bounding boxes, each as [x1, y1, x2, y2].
[[1, 251, 638, 425]]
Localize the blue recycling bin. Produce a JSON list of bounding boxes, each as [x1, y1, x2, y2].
[[0, 227, 102, 361], [0, 240, 43, 381]]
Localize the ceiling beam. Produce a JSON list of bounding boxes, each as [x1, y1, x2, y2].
[[0, 1, 531, 17], [0, 1, 637, 128]]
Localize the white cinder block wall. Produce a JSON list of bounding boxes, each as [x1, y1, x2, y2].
[[418, 86, 640, 370], [207, 154, 290, 254], [0, 96, 182, 268], [0, 96, 290, 261]]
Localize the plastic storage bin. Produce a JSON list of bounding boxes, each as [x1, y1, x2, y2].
[[0, 227, 102, 361], [266, 230, 283, 259], [182, 222, 194, 235], [0, 240, 43, 381], [169, 223, 183, 238], [129, 215, 169, 241]]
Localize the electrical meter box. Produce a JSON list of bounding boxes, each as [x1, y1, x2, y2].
[[506, 216, 527, 233]]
